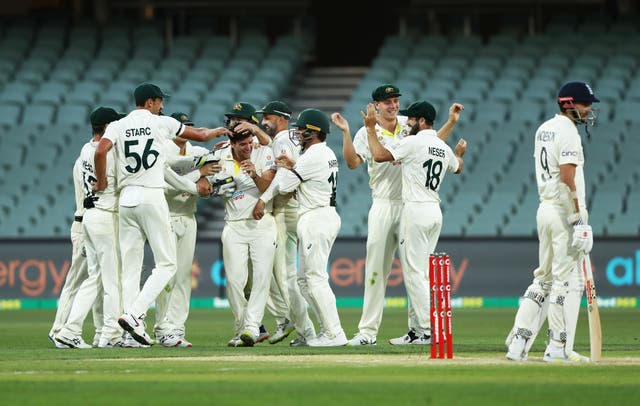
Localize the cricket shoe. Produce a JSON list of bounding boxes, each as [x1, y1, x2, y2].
[[118, 313, 153, 346], [289, 337, 309, 347], [240, 331, 257, 347], [92, 333, 101, 348], [48, 333, 71, 349], [228, 336, 247, 347], [122, 333, 150, 348], [543, 344, 589, 363], [256, 324, 270, 343], [308, 331, 348, 347], [346, 332, 377, 346], [157, 333, 187, 348], [505, 335, 527, 361], [389, 330, 431, 345], [269, 319, 295, 344], [174, 333, 193, 348], [55, 332, 92, 349]]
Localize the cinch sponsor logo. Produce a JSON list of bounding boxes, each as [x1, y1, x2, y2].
[[606, 250, 640, 286], [561, 151, 578, 156]]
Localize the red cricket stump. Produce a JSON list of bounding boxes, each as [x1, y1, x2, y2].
[[429, 255, 439, 359], [429, 252, 453, 359]]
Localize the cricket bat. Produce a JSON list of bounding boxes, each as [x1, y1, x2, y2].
[[581, 255, 602, 362]]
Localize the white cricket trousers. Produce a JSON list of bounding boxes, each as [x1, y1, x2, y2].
[[270, 206, 315, 338], [264, 207, 292, 325], [297, 206, 344, 339], [155, 214, 197, 337], [60, 209, 121, 342], [398, 201, 442, 336], [357, 198, 403, 339], [50, 221, 103, 339], [119, 187, 177, 319], [222, 214, 277, 337], [537, 201, 586, 351]]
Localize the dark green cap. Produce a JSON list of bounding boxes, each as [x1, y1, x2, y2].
[[224, 102, 259, 124], [90, 106, 125, 126], [134, 83, 169, 105], [170, 111, 194, 126], [399, 101, 437, 122], [293, 108, 331, 134], [372, 84, 402, 101], [256, 100, 292, 119]]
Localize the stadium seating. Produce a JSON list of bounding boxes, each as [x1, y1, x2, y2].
[[0, 15, 638, 238]]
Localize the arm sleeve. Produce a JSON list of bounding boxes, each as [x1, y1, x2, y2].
[[352, 127, 370, 163], [445, 145, 460, 173], [387, 136, 413, 162], [558, 126, 581, 166], [72, 158, 86, 217], [161, 116, 186, 139], [164, 166, 198, 195]]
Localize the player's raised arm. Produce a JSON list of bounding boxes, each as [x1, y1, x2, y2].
[[362, 104, 393, 162], [93, 137, 113, 192], [437, 103, 464, 142], [332, 112, 362, 169], [181, 125, 231, 142]]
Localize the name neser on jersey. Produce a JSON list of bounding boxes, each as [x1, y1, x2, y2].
[[125, 127, 152, 137], [429, 147, 445, 158]]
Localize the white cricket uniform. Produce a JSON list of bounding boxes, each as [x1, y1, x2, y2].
[[532, 114, 588, 351], [387, 129, 459, 336], [154, 141, 209, 339], [103, 109, 185, 320], [264, 130, 315, 339], [262, 141, 344, 340], [351, 118, 410, 339], [49, 155, 103, 342], [219, 144, 277, 338], [59, 140, 122, 345]]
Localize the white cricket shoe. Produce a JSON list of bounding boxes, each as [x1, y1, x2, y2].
[[506, 335, 527, 361], [308, 331, 348, 347], [389, 330, 431, 345], [289, 337, 309, 347], [240, 331, 257, 347], [269, 319, 295, 344], [118, 313, 153, 346], [55, 332, 92, 349], [347, 332, 377, 346], [48, 333, 71, 349], [543, 344, 590, 363], [227, 335, 247, 347], [157, 333, 185, 348], [122, 333, 150, 348]]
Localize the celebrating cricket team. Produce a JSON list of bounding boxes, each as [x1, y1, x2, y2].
[[49, 77, 598, 362]]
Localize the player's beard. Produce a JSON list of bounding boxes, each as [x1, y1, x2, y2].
[[409, 121, 420, 135]]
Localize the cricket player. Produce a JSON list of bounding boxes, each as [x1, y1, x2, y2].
[[254, 108, 347, 347], [217, 125, 277, 347], [154, 111, 220, 348], [56, 107, 125, 348], [364, 101, 466, 345], [506, 81, 597, 363], [93, 83, 230, 345], [255, 100, 314, 345], [341, 84, 463, 346], [49, 112, 109, 348]]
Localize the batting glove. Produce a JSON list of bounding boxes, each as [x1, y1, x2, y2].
[[210, 174, 236, 198], [571, 224, 593, 254]]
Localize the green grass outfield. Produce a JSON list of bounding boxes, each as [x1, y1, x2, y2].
[[1, 308, 639, 405]]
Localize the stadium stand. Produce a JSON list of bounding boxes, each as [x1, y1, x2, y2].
[[0, 7, 638, 238]]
